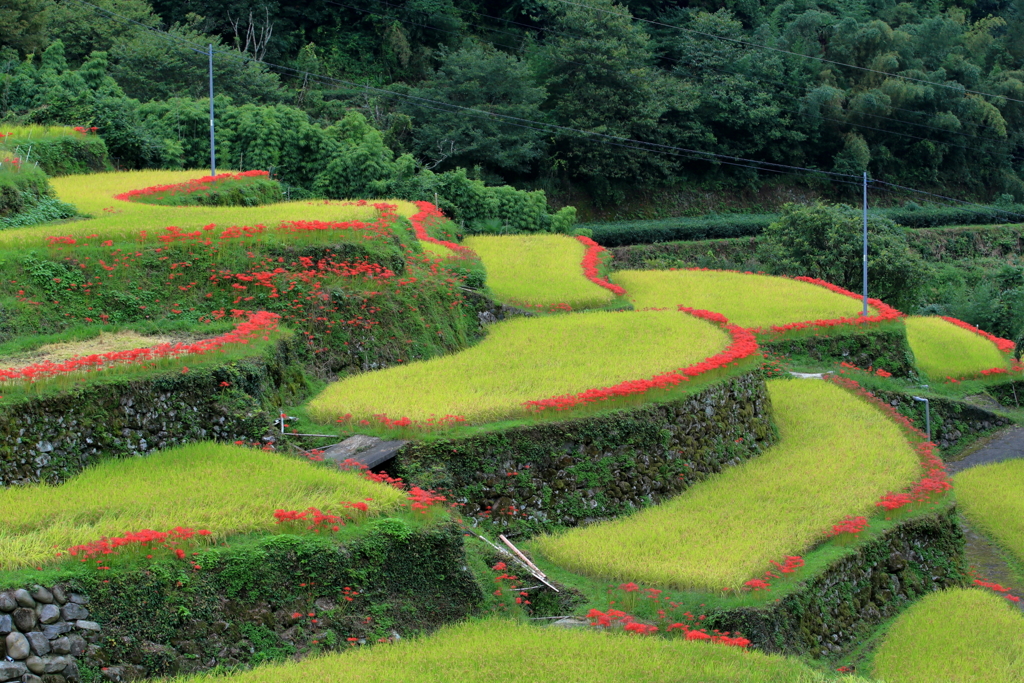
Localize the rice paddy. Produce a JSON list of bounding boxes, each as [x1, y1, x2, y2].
[[954, 460, 1024, 565], [0, 442, 406, 570], [871, 589, 1024, 683], [464, 234, 616, 310], [0, 170, 423, 246], [307, 309, 730, 425], [534, 379, 921, 590], [905, 315, 1009, 380], [614, 269, 872, 328], [170, 617, 868, 683]]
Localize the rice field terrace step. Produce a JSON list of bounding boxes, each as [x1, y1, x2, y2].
[[319, 435, 407, 469]]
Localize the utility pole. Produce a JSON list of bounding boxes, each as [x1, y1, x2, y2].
[[860, 174, 868, 317], [209, 44, 216, 177]]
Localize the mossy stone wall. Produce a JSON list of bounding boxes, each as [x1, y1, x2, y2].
[[763, 328, 917, 378], [706, 506, 965, 658], [0, 341, 310, 486], [395, 371, 776, 535], [17, 523, 480, 680], [867, 389, 1010, 454]]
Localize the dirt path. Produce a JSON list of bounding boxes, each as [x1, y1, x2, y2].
[[948, 425, 1024, 475]]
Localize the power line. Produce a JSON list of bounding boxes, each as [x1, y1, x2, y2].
[[61, 0, 1024, 220], [325, 0, 1024, 164], [546, 0, 1024, 106]]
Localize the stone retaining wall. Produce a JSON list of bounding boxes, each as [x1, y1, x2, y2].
[[0, 584, 93, 682], [395, 371, 776, 535], [0, 339, 309, 486], [706, 505, 965, 658]]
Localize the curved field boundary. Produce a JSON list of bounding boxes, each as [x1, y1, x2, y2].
[[309, 308, 737, 428], [409, 200, 477, 259], [940, 316, 1015, 353], [905, 316, 1015, 381], [524, 308, 757, 412], [766, 275, 902, 334], [534, 379, 922, 590], [871, 588, 1024, 683], [0, 311, 279, 384], [157, 617, 871, 683], [463, 233, 620, 312], [576, 235, 626, 296], [955, 459, 1024, 572], [113, 170, 272, 202]]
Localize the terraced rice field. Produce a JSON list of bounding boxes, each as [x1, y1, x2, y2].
[[464, 234, 616, 310], [308, 309, 730, 425], [535, 379, 920, 590], [904, 316, 1009, 380], [871, 589, 1024, 683], [954, 460, 1024, 565], [0, 442, 405, 570], [0, 171, 419, 245], [170, 617, 869, 683], [615, 269, 871, 328]]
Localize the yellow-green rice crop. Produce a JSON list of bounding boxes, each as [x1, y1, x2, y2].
[[535, 379, 920, 590], [905, 315, 1009, 379], [464, 234, 616, 309], [308, 309, 729, 425], [954, 460, 1024, 565], [615, 269, 873, 328], [872, 589, 1024, 683], [0, 442, 405, 570], [171, 617, 870, 683], [0, 170, 421, 245], [0, 125, 80, 142]]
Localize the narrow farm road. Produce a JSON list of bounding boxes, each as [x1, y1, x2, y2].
[[948, 426, 1024, 474]]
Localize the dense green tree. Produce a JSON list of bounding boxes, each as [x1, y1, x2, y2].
[[396, 42, 549, 181], [757, 201, 928, 311], [0, 0, 48, 54], [44, 0, 160, 64]]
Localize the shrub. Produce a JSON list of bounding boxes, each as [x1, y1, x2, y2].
[[756, 202, 927, 311]]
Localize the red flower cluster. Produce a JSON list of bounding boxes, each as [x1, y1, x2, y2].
[[744, 555, 805, 591], [940, 316, 1015, 353], [409, 201, 477, 260], [65, 526, 211, 562], [114, 170, 271, 202], [827, 376, 951, 515], [829, 516, 869, 537], [407, 485, 447, 514], [72, 126, 99, 135], [575, 235, 626, 296], [524, 309, 758, 412], [974, 579, 1022, 603], [336, 458, 449, 514], [585, 609, 749, 647], [272, 501, 370, 532], [0, 310, 279, 383]]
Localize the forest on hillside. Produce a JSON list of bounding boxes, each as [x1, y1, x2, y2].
[[3, 0, 1024, 208]]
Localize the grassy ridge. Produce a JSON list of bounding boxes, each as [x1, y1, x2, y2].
[[871, 589, 1024, 683], [954, 460, 1024, 566], [464, 234, 615, 310], [0, 442, 405, 570], [614, 269, 871, 329], [905, 316, 1009, 380], [535, 379, 920, 590], [171, 617, 868, 683], [307, 309, 729, 425]]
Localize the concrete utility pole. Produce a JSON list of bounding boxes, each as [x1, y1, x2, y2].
[[209, 44, 216, 177], [860, 174, 868, 317]]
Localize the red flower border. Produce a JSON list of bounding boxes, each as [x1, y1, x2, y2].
[[523, 307, 758, 412], [679, 268, 904, 335], [576, 235, 626, 296], [410, 201, 477, 260], [114, 170, 272, 202], [939, 316, 1015, 354], [0, 310, 280, 383]]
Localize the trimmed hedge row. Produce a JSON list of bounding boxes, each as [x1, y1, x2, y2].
[[394, 371, 777, 536], [705, 505, 965, 658], [586, 205, 1024, 247]]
